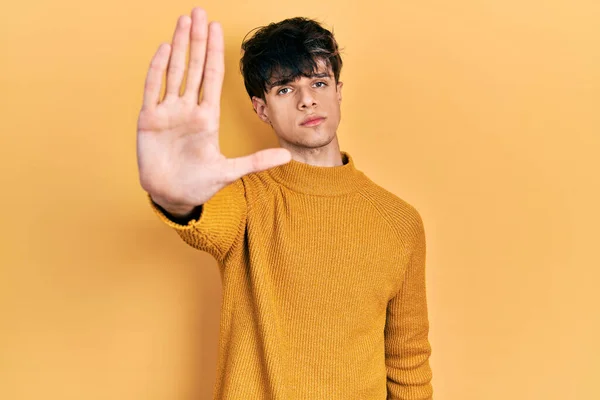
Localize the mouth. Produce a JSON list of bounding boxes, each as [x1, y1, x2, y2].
[[300, 117, 326, 127]]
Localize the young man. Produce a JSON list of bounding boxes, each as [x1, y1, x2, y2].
[[137, 7, 433, 400]]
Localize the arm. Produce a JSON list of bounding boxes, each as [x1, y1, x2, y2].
[[147, 178, 247, 263], [385, 213, 433, 399], [136, 8, 290, 261]]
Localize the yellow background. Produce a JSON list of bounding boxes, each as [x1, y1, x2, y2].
[[1, 0, 598, 399]]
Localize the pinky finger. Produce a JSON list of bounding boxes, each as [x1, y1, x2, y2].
[[142, 43, 170, 109]]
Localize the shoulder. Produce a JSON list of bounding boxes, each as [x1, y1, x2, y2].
[[358, 176, 425, 246], [238, 170, 275, 208]]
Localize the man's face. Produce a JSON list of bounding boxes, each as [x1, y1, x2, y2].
[[252, 59, 343, 150]]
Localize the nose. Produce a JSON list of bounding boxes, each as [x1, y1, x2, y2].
[[297, 86, 318, 110]]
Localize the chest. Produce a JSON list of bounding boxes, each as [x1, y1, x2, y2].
[[245, 198, 409, 311]]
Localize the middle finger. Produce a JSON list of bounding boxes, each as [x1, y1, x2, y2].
[[183, 7, 209, 102], [165, 15, 191, 99]]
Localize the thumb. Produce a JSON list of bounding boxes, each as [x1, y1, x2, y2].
[[224, 148, 292, 182]]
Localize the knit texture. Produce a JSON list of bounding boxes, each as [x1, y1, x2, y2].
[[147, 151, 433, 400]]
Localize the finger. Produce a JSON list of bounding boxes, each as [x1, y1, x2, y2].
[[142, 43, 170, 109], [165, 15, 191, 98], [183, 8, 208, 101], [224, 148, 292, 182], [199, 21, 225, 108]]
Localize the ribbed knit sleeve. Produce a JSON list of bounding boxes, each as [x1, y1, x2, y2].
[[385, 212, 433, 399], [147, 178, 247, 263]]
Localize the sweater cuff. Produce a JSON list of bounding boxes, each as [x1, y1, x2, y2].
[[147, 194, 203, 228]]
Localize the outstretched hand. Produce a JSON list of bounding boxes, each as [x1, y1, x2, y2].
[[136, 7, 291, 210]]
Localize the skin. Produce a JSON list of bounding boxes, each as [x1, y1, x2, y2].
[[136, 7, 292, 218], [136, 7, 345, 220], [251, 60, 345, 167]]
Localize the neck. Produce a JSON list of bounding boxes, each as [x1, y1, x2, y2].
[[277, 137, 343, 167], [266, 150, 367, 196]]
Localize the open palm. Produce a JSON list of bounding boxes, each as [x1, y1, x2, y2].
[[136, 7, 291, 212]]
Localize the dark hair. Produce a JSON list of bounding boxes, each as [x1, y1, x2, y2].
[[239, 17, 343, 103]]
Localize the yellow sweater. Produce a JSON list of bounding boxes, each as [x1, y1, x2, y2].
[[148, 151, 433, 400]]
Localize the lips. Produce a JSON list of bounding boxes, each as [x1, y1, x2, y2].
[[300, 115, 326, 126]]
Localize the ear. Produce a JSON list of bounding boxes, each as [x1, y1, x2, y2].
[[336, 81, 343, 104], [252, 96, 271, 124]]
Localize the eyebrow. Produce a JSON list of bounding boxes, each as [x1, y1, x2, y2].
[[268, 72, 332, 91]]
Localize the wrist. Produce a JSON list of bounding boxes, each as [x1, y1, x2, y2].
[[149, 194, 198, 219]]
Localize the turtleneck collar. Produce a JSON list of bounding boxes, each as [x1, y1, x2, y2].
[[265, 150, 368, 196]]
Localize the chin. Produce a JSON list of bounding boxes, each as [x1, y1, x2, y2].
[[300, 132, 337, 149], [275, 125, 336, 148]]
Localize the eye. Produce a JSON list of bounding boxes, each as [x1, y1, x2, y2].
[[277, 88, 290, 94], [277, 81, 327, 95]]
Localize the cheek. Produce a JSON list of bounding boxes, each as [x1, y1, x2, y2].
[[272, 107, 295, 126], [328, 99, 341, 117]]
